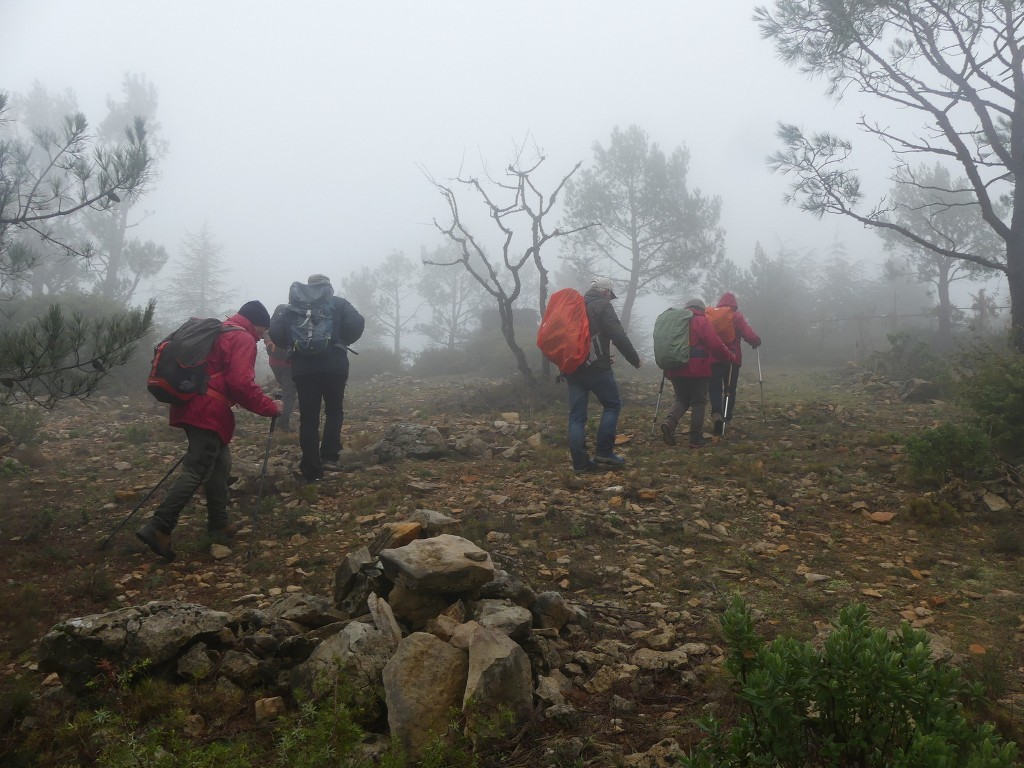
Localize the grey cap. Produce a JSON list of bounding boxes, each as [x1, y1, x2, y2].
[[307, 273, 331, 286], [684, 297, 706, 310], [590, 276, 617, 299]]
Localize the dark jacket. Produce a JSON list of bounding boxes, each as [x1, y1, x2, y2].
[[169, 313, 279, 444], [269, 295, 365, 378], [582, 288, 640, 372], [665, 307, 737, 379]]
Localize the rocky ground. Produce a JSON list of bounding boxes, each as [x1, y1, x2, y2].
[[1, 365, 1023, 764]]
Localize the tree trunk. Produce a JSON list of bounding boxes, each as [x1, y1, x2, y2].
[[100, 208, 128, 302], [535, 245, 552, 379], [936, 268, 952, 349], [1008, 246, 1024, 352], [620, 235, 642, 333], [499, 300, 534, 384]]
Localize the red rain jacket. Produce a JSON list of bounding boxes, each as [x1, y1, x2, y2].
[[168, 313, 279, 444]]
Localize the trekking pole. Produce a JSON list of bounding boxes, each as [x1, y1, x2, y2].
[[651, 374, 666, 436], [721, 364, 733, 438], [756, 348, 766, 424], [247, 415, 277, 562], [97, 454, 185, 550]]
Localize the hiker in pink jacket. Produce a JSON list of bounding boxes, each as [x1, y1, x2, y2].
[[660, 298, 738, 449], [707, 292, 761, 435]]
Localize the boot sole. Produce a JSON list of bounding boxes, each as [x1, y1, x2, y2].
[[660, 424, 676, 446]]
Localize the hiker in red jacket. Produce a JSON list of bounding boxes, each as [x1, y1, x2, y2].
[[660, 298, 738, 449], [137, 301, 281, 562], [708, 292, 761, 435]]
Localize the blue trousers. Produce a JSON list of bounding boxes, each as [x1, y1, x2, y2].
[[566, 366, 621, 470]]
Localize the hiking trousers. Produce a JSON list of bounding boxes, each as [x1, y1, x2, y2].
[[151, 425, 231, 534], [709, 362, 740, 420], [294, 371, 348, 481], [664, 377, 709, 439], [565, 366, 621, 470]]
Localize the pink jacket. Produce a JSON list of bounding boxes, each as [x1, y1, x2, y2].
[[717, 292, 761, 365], [666, 308, 738, 378], [168, 313, 280, 444]]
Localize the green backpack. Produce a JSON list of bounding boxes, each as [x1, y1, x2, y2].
[[653, 307, 693, 370]]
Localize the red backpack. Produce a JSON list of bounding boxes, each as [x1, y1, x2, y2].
[[537, 288, 592, 374], [705, 306, 737, 344]]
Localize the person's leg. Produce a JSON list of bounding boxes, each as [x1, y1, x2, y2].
[[319, 371, 348, 462], [271, 366, 297, 431], [663, 378, 691, 430], [709, 362, 727, 435], [724, 364, 741, 421], [591, 369, 622, 460], [150, 426, 223, 534], [203, 441, 232, 532], [688, 377, 709, 445], [566, 373, 592, 470], [708, 362, 726, 416], [294, 374, 325, 481]]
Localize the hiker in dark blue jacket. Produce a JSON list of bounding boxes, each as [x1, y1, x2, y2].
[[269, 274, 364, 483], [566, 277, 642, 473]]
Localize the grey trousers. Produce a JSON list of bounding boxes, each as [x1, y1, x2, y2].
[[663, 377, 709, 438]]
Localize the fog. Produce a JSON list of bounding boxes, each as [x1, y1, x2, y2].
[[3, 0, 988, 335]]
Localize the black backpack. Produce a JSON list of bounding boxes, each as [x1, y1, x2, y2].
[[147, 318, 243, 405], [282, 281, 335, 356]]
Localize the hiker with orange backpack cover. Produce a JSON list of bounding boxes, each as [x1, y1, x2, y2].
[[706, 292, 761, 436], [659, 298, 738, 449], [566, 277, 642, 473]]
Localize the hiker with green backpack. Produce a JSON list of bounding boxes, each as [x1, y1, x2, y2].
[[657, 298, 737, 449]]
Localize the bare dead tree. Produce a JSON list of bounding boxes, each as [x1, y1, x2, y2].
[[423, 154, 592, 383]]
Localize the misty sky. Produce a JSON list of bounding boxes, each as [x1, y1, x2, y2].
[[4, 0, 942, 315]]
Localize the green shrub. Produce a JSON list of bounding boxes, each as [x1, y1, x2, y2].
[[0, 404, 45, 446], [870, 331, 945, 382], [682, 597, 1018, 768], [954, 342, 1024, 456], [905, 422, 995, 484]]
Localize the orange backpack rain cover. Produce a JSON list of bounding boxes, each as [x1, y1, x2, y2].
[[537, 288, 592, 374], [705, 306, 737, 344]]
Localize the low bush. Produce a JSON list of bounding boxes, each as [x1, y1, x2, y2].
[[0, 404, 45, 446], [954, 341, 1024, 457], [682, 597, 1018, 767], [905, 422, 995, 485], [869, 330, 946, 383]]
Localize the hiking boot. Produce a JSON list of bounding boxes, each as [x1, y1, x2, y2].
[[660, 422, 676, 446], [711, 413, 724, 437], [136, 522, 175, 561], [321, 459, 343, 473], [573, 461, 601, 474], [208, 521, 241, 543], [594, 452, 626, 467], [689, 436, 712, 449]]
